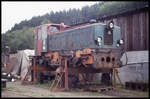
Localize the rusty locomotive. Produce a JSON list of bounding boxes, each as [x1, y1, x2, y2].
[[32, 20, 124, 89]]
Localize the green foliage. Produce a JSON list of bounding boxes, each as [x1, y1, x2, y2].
[[2, 26, 34, 53], [41, 18, 51, 25], [35, 81, 52, 89]]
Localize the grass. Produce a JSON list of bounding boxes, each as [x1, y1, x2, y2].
[[121, 88, 149, 96], [92, 80, 101, 84], [48, 94, 55, 97], [69, 91, 108, 97], [115, 82, 149, 96], [9, 88, 24, 93], [34, 81, 53, 89], [25, 80, 149, 97], [34, 81, 108, 97], [35, 80, 63, 90], [2, 87, 14, 91], [2, 86, 25, 93], [69, 88, 108, 96], [109, 86, 149, 97]]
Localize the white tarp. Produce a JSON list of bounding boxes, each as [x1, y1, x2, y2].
[[117, 50, 149, 84], [120, 50, 148, 65], [117, 63, 148, 84], [11, 49, 34, 81]]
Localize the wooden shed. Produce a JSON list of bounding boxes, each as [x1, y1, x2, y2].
[[98, 2, 149, 51]]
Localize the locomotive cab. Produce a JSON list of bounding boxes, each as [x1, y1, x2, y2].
[[34, 23, 69, 56]]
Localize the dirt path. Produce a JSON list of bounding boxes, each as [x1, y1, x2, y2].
[[1, 80, 148, 97]]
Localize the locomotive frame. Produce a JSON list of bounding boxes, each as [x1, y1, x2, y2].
[[30, 20, 124, 90]]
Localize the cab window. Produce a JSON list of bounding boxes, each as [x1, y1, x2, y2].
[[49, 26, 59, 33], [38, 29, 41, 40], [42, 26, 47, 39]]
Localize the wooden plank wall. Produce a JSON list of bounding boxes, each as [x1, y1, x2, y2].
[[101, 11, 149, 51]]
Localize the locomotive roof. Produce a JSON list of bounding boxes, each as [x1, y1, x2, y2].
[[67, 22, 105, 30], [50, 22, 106, 34], [35, 23, 70, 29], [34, 21, 119, 35]]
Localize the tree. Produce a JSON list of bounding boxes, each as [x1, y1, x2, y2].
[[3, 26, 34, 53], [41, 18, 51, 25]]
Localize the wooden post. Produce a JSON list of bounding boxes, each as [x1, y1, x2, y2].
[[116, 69, 123, 88], [33, 57, 36, 83], [64, 58, 69, 90], [113, 68, 116, 88]]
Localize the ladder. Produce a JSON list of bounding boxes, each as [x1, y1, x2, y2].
[[50, 72, 64, 91], [50, 58, 69, 91], [21, 65, 34, 85], [113, 68, 123, 88]]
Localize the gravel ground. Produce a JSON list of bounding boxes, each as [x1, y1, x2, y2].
[[1, 80, 149, 98]]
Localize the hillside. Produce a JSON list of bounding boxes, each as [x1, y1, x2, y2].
[[2, 1, 148, 54]]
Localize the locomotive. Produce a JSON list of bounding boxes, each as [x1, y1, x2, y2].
[[32, 20, 124, 88]]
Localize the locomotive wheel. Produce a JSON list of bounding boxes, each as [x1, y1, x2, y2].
[[101, 73, 111, 86]]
